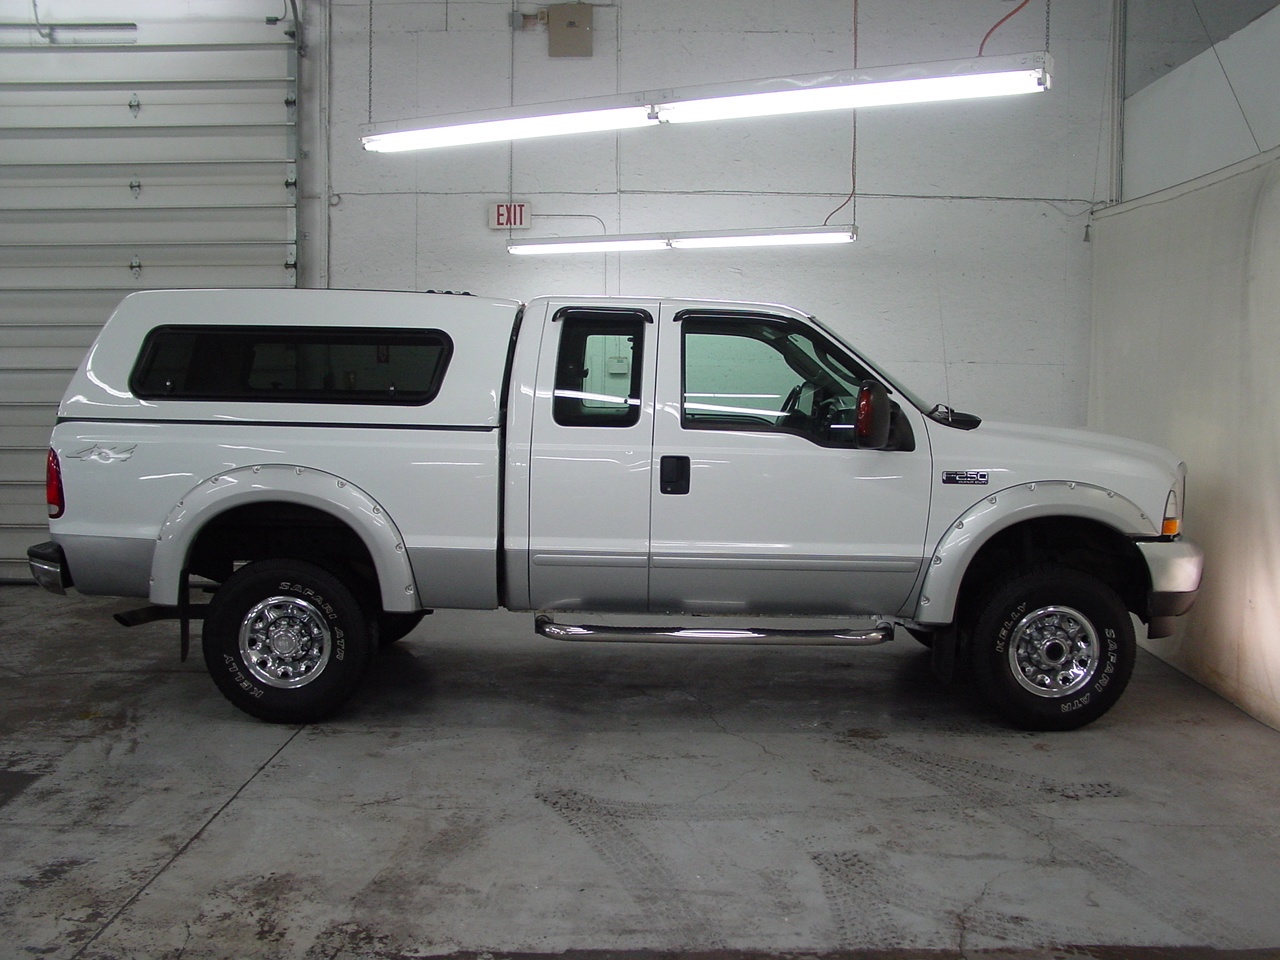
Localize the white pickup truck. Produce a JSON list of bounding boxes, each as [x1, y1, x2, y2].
[[27, 289, 1202, 730]]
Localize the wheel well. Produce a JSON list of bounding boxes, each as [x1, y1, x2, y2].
[[186, 501, 380, 604], [954, 517, 1149, 632]]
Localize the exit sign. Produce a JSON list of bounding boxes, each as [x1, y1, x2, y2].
[[489, 200, 532, 229]]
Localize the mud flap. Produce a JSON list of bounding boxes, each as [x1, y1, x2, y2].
[[931, 628, 957, 684]]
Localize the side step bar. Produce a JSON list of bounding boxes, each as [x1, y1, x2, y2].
[[535, 615, 894, 646]]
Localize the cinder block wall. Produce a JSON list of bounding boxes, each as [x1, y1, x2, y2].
[[312, 0, 1113, 427]]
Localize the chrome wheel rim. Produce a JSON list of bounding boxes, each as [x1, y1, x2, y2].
[[239, 596, 331, 689], [1008, 605, 1099, 698]]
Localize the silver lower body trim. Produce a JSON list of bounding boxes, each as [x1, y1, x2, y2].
[[1137, 538, 1204, 595], [535, 615, 894, 646]]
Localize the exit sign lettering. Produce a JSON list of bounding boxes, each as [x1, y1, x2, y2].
[[489, 201, 532, 229]]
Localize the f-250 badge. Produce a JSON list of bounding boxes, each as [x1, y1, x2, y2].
[[942, 470, 989, 485]]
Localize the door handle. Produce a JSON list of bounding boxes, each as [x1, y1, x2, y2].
[[660, 455, 690, 495]]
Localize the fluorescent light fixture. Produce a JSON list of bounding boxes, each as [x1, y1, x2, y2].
[[361, 52, 1050, 153], [656, 65, 1049, 123], [509, 236, 672, 255], [362, 104, 654, 152], [508, 225, 857, 255]]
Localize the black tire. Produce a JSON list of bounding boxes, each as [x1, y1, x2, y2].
[[376, 611, 427, 646], [970, 565, 1135, 731], [202, 559, 374, 723]]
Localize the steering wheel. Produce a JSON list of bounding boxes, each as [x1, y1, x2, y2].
[[779, 382, 818, 426], [779, 384, 803, 416]]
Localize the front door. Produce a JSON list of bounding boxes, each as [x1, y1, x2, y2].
[[648, 306, 933, 616]]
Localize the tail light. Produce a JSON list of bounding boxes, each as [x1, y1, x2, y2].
[[46, 448, 65, 519]]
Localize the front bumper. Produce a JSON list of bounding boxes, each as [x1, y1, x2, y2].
[[27, 541, 70, 595], [1137, 538, 1203, 638]]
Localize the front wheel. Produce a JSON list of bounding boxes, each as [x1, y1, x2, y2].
[[970, 566, 1135, 731], [202, 559, 373, 723]]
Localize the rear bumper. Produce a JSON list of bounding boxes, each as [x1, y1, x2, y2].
[[27, 541, 71, 595]]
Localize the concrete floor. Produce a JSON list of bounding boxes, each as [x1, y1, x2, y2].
[[3, 586, 1280, 960]]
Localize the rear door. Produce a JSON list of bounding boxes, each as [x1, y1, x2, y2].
[[524, 300, 658, 611]]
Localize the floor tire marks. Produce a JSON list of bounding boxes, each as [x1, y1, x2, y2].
[[812, 849, 1087, 950], [842, 740, 1251, 948], [537, 788, 724, 946], [813, 849, 944, 947]]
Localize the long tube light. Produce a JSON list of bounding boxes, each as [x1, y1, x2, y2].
[[361, 52, 1050, 153], [508, 225, 857, 255]]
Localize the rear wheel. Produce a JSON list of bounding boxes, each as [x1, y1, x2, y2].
[[202, 559, 373, 723], [970, 565, 1135, 731]]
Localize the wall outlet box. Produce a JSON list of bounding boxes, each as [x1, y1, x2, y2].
[[547, 3, 592, 57]]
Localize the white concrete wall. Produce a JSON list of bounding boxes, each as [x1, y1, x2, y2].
[[1123, 4, 1280, 200], [1090, 149, 1280, 731], [1093, 6, 1280, 731], [310, 0, 1117, 427]]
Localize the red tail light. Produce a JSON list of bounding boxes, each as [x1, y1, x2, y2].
[[46, 448, 65, 519]]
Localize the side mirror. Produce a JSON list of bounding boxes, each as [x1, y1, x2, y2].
[[855, 380, 891, 449]]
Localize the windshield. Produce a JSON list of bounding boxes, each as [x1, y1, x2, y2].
[[806, 314, 932, 413]]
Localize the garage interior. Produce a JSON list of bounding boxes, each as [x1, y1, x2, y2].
[[4, 0, 1280, 957]]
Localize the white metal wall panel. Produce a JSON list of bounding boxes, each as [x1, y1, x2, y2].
[[0, 4, 298, 580]]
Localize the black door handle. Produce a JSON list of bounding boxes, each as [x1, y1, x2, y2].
[[660, 455, 690, 495]]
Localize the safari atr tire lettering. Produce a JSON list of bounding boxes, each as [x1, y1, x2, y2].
[[970, 565, 1135, 731], [202, 559, 373, 723]]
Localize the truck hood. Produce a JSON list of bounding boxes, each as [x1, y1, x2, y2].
[[927, 418, 1185, 527]]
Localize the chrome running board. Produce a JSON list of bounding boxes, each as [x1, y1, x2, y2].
[[535, 615, 894, 646]]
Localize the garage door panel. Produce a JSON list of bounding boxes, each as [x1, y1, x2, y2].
[[0, 482, 46, 519], [2, 102, 291, 130], [0, 264, 296, 291], [0, 48, 293, 86], [0, 528, 49, 575], [3, 426, 58, 451], [0, 290, 125, 325], [0, 448, 47, 484], [0, 183, 293, 211], [0, 208, 294, 244], [0, 374, 73, 406], [0, 403, 60, 428], [0, 81, 291, 109], [0, 325, 97, 350], [3, 127, 294, 164], [0, 346, 87, 371], [0, 241, 294, 269]]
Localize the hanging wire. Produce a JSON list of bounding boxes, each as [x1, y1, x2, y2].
[[978, 0, 1032, 56], [823, 0, 858, 226], [367, 0, 374, 123], [30, 0, 53, 41]]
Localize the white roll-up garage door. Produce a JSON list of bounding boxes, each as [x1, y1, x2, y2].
[[0, 5, 298, 580]]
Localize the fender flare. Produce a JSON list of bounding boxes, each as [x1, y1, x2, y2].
[[149, 464, 419, 612], [913, 480, 1157, 625]]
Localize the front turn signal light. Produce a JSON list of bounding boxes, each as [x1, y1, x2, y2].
[[1162, 488, 1181, 537]]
